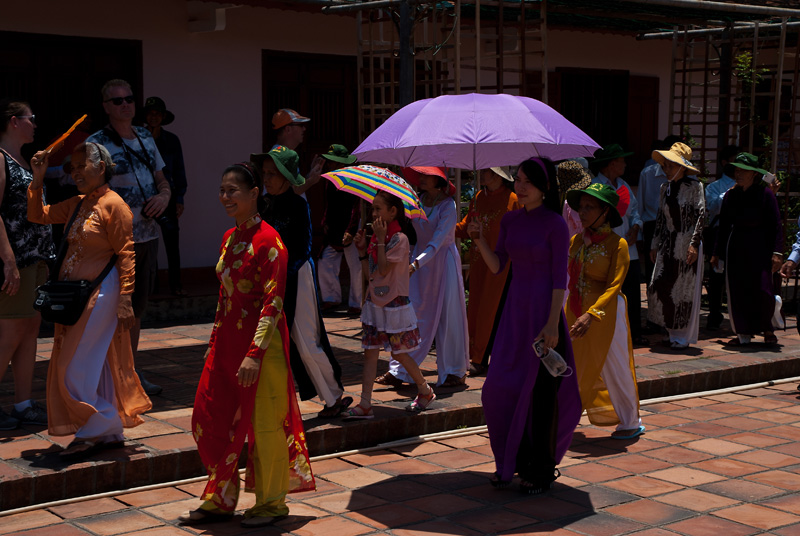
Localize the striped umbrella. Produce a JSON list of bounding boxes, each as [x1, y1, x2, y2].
[[321, 164, 427, 221]]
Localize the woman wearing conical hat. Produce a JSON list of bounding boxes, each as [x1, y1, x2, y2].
[[647, 143, 705, 350]]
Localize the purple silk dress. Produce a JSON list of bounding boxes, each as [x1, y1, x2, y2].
[[482, 206, 582, 482]]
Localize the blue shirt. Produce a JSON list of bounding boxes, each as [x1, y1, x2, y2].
[[704, 174, 734, 227], [638, 163, 668, 222], [789, 216, 800, 264]]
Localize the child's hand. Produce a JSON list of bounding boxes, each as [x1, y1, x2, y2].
[[373, 217, 387, 242], [354, 229, 367, 251]]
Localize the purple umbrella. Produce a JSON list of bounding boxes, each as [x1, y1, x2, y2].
[[353, 93, 600, 169]]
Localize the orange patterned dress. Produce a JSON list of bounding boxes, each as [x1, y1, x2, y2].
[[192, 215, 314, 510]]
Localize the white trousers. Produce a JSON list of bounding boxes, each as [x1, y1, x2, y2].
[[390, 259, 469, 385], [66, 267, 125, 441], [292, 261, 344, 407], [603, 295, 642, 431], [318, 244, 362, 308], [667, 244, 703, 346]]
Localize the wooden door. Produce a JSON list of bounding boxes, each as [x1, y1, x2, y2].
[[0, 31, 142, 161]]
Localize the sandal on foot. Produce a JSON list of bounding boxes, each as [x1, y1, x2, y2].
[[725, 337, 747, 346], [374, 371, 404, 388], [440, 374, 466, 388], [406, 388, 436, 413], [178, 508, 233, 525], [240, 515, 287, 528], [468, 363, 487, 377], [341, 404, 374, 421], [519, 469, 560, 495], [611, 425, 646, 440], [60, 439, 103, 461], [490, 472, 511, 489], [318, 396, 354, 418], [764, 334, 778, 345]]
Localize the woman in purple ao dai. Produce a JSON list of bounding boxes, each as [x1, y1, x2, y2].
[[470, 158, 582, 495]]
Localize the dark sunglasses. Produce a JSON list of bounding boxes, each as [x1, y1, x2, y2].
[[104, 95, 135, 106]]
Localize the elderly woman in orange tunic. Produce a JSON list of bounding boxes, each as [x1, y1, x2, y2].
[[455, 167, 519, 376], [180, 163, 314, 529], [27, 143, 151, 460]]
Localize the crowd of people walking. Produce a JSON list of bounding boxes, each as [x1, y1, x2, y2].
[[1, 82, 797, 523]]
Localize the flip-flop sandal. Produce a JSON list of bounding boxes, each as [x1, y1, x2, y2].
[[611, 425, 646, 440], [341, 404, 374, 420], [178, 508, 233, 525], [406, 388, 436, 412]]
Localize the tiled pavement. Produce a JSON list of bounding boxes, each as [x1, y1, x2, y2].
[[1, 382, 799, 535], [1, 300, 800, 511]]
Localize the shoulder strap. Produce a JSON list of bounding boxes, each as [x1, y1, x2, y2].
[[50, 200, 85, 279]]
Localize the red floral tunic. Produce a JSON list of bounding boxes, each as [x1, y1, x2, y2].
[[192, 215, 314, 508]]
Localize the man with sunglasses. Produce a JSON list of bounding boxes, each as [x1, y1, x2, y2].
[[87, 79, 171, 396]]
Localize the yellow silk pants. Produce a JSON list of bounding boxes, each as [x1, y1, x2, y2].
[[200, 332, 289, 518]]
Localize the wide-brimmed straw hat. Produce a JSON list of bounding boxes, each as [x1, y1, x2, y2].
[[402, 166, 456, 197], [729, 152, 768, 176], [489, 166, 513, 182], [557, 160, 592, 196], [250, 145, 305, 186], [566, 183, 623, 228], [652, 142, 700, 174]]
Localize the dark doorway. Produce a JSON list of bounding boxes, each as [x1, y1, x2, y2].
[[0, 31, 142, 161], [261, 50, 358, 254], [555, 67, 659, 185]]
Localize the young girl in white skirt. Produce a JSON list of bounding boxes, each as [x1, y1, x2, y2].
[[342, 190, 435, 419]]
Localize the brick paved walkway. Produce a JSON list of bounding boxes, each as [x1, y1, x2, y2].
[[2, 307, 800, 510], [1, 382, 799, 535]]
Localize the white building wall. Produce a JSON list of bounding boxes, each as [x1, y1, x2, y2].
[[2, 2, 674, 268]]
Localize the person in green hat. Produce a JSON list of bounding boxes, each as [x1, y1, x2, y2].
[[591, 144, 647, 346], [252, 146, 352, 419], [711, 152, 783, 346], [317, 144, 363, 316], [565, 183, 644, 440]]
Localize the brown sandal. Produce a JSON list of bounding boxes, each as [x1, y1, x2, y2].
[[440, 374, 466, 388], [374, 371, 404, 388]]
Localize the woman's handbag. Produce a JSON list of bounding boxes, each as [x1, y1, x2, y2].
[[33, 200, 117, 325]]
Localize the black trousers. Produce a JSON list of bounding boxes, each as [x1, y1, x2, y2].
[[643, 220, 656, 283], [158, 198, 182, 292]]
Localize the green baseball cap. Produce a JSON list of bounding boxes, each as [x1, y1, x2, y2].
[[321, 144, 357, 165], [566, 183, 623, 228], [250, 145, 305, 187], [729, 152, 768, 176]]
